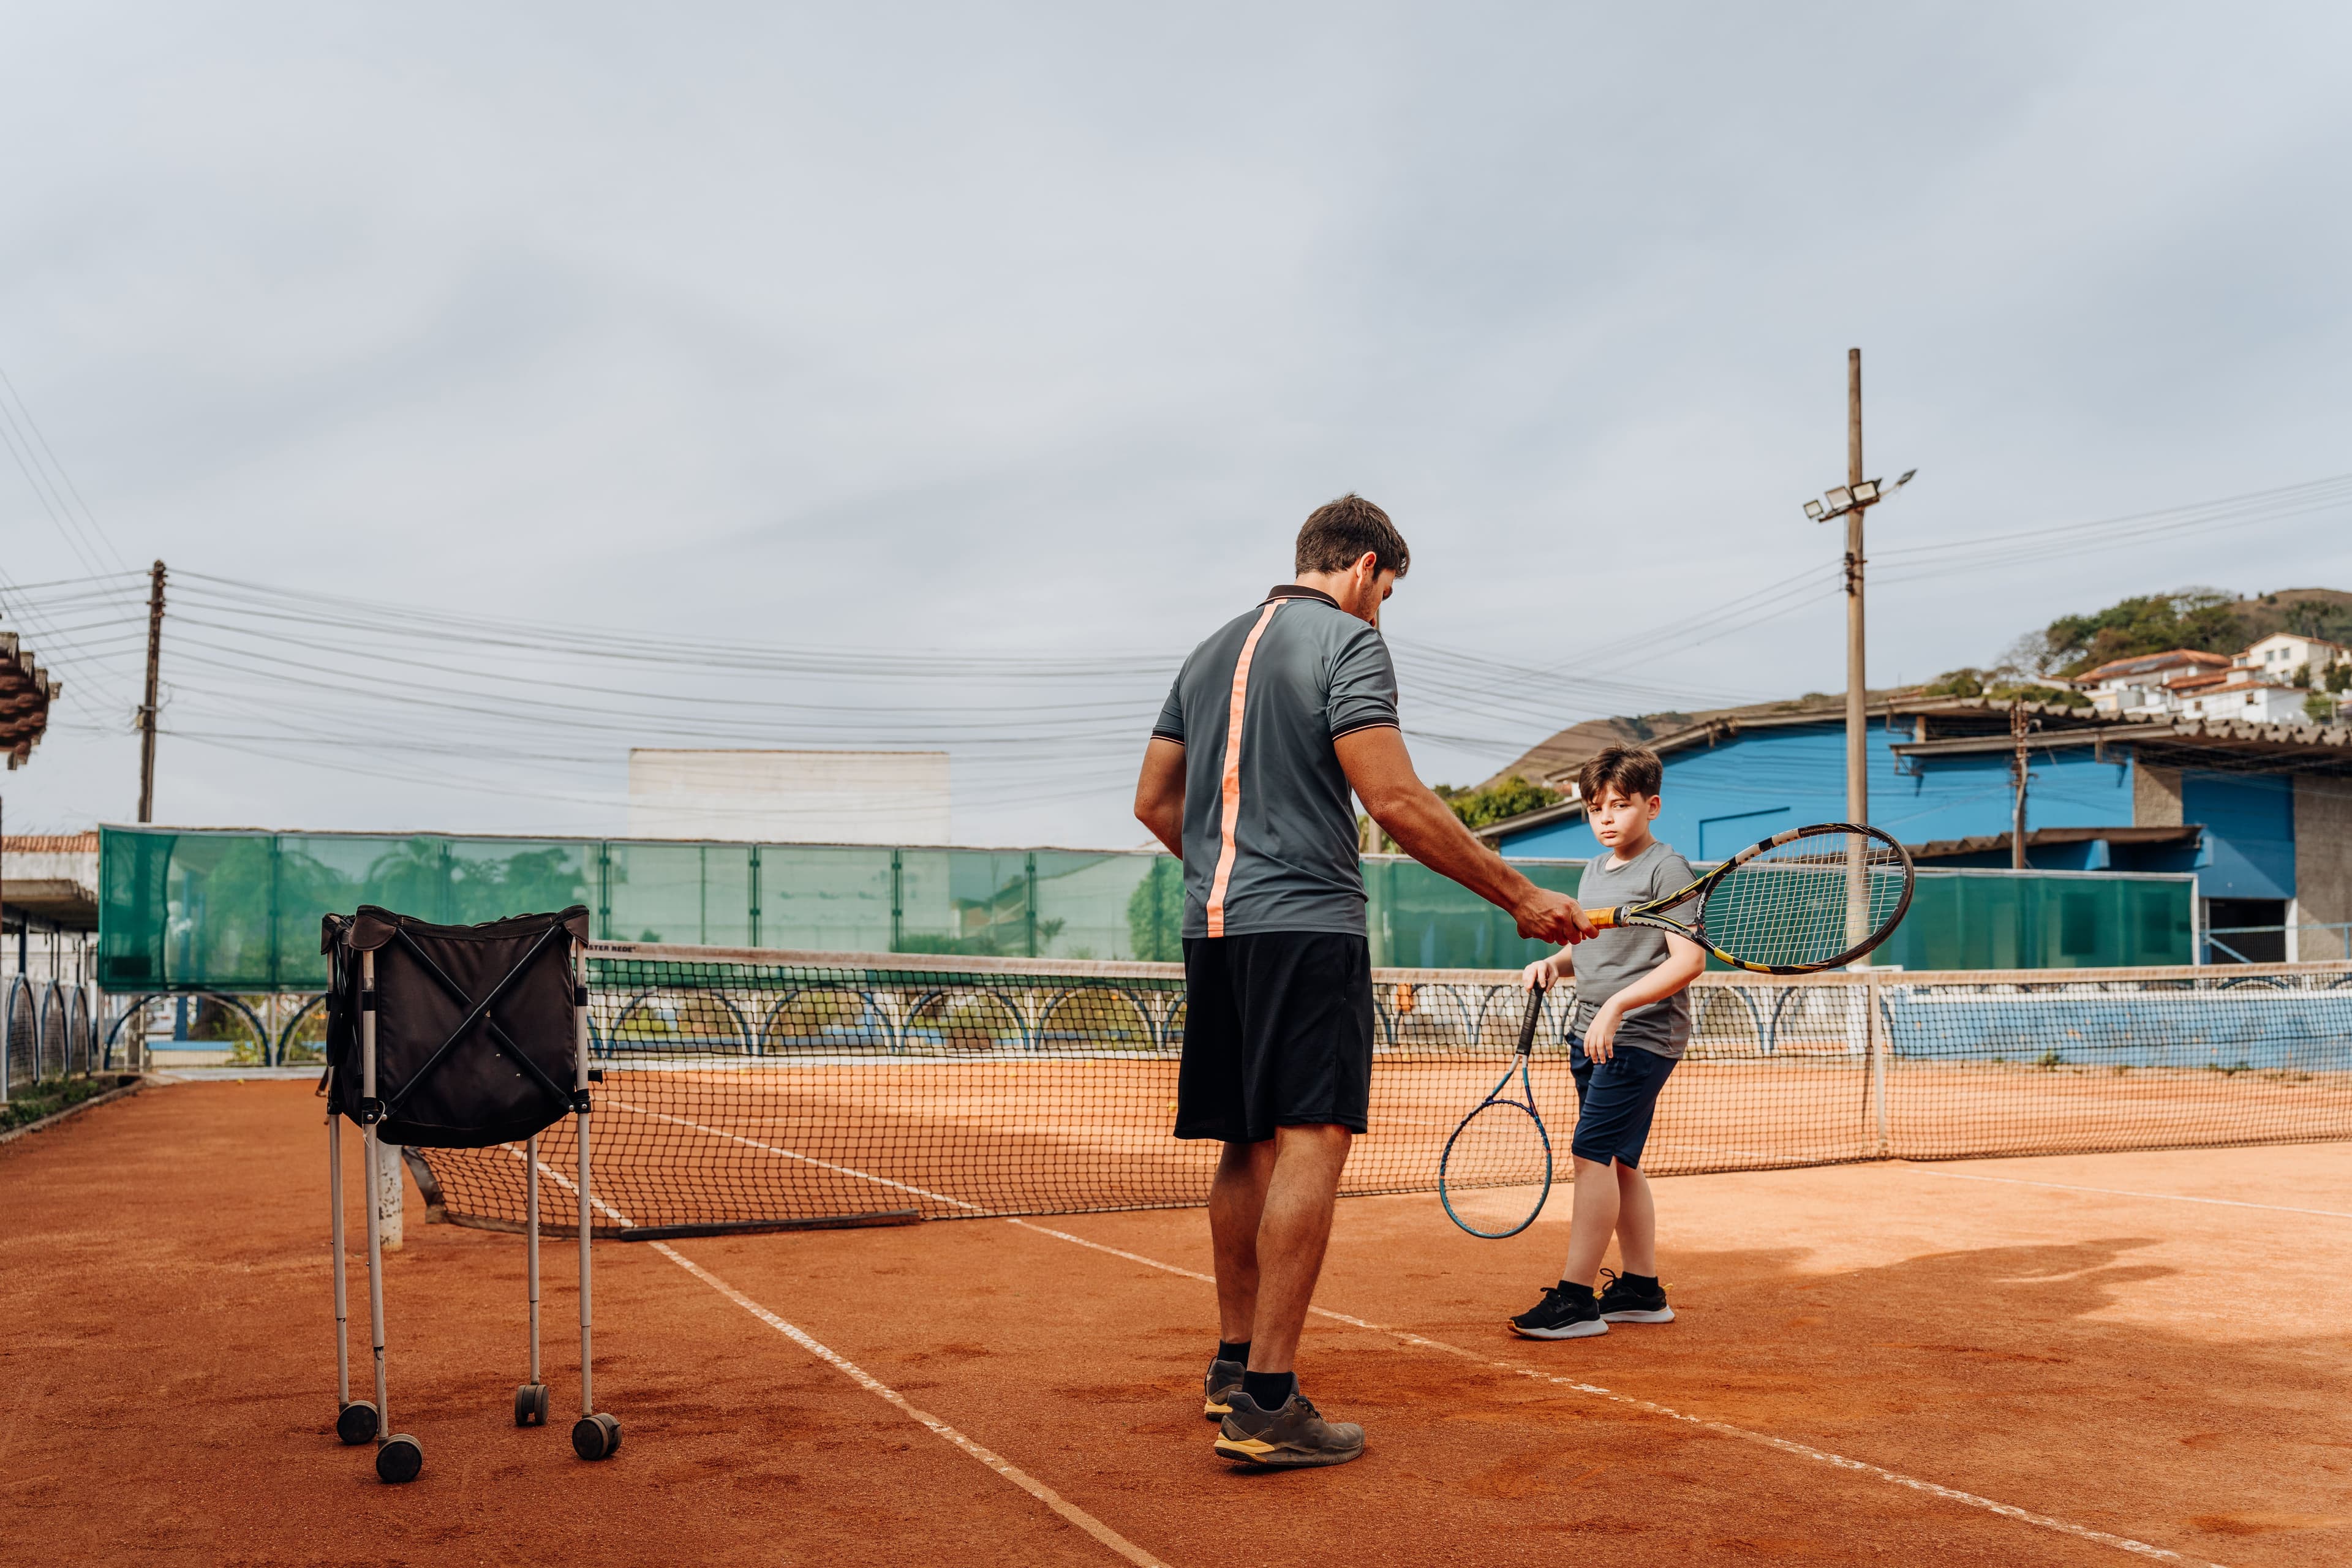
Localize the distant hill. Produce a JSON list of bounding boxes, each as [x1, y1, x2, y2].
[[2234, 587, 2352, 644]]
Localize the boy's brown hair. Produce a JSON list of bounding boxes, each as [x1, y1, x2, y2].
[[1578, 743, 1663, 805], [1295, 493, 1411, 578]]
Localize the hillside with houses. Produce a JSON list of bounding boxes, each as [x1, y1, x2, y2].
[[2049, 587, 2352, 726]]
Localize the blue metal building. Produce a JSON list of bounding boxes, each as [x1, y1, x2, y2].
[[1472, 695, 2351, 963]]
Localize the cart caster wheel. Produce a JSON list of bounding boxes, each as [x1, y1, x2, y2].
[[571, 1412, 622, 1461], [336, 1400, 379, 1446], [514, 1382, 549, 1427], [375, 1433, 423, 1483]]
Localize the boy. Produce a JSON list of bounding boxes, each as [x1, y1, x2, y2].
[[1508, 743, 1706, 1340]]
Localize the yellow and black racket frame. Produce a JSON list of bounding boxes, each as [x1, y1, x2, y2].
[[1582, 821, 1917, 975]]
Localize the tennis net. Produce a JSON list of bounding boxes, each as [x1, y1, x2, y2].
[[409, 944, 2352, 1239]]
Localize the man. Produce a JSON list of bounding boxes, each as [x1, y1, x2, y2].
[[1133, 493, 1592, 1469]]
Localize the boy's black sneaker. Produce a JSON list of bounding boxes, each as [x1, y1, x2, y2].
[[1507, 1284, 1607, 1340], [1596, 1268, 1675, 1324], [1213, 1390, 1366, 1468], [1202, 1357, 1245, 1421]]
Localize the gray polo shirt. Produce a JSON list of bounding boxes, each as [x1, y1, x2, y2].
[[1152, 585, 1400, 938], [1570, 839, 1699, 1058]]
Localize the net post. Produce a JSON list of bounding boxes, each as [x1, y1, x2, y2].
[[1867, 972, 1889, 1157]]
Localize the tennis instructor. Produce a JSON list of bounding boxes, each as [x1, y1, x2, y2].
[[1134, 494, 1593, 1469]]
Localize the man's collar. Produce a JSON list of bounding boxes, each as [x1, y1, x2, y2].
[[1263, 584, 1341, 609]]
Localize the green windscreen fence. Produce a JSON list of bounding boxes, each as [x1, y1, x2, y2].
[[96, 826, 2196, 993]]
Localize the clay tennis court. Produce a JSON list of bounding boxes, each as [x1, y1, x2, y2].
[[4, 1077, 2346, 1565]]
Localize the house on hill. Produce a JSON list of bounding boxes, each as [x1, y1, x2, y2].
[[1472, 693, 2352, 962], [2076, 649, 2232, 718], [2078, 636, 2344, 725], [2234, 631, 2346, 685]]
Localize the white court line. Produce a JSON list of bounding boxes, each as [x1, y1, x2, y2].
[[1006, 1219, 2226, 1568], [497, 1143, 632, 1226], [605, 1097, 981, 1212], [1903, 1164, 2352, 1219], [495, 1140, 1166, 1565], [649, 1242, 1170, 1568]]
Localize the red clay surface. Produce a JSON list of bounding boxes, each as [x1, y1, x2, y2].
[[4, 1079, 2348, 1565]]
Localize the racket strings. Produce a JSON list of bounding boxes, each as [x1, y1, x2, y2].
[[1700, 834, 1910, 968], [1441, 1099, 1551, 1194]]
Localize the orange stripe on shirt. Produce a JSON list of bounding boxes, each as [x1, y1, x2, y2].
[[1205, 599, 1284, 937]]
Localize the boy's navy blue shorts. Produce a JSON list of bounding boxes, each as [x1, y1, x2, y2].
[[1568, 1037, 1678, 1167]]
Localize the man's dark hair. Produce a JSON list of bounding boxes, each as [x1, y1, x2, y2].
[[1578, 744, 1663, 805], [1295, 494, 1410, 578]]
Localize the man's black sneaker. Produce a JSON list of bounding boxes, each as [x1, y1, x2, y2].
[[1596, 1268, 1675, 1324], [1507, 1284, 1607, 1340], [1213, 1390, 1366, 1468], [1203, 1357, 1245, 1421]]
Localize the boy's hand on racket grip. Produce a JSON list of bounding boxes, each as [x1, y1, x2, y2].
[[1520, 957, 1561, 991], [1514, 888, 1595, 944]]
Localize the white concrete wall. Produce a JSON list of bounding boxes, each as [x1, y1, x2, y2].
[[626, 748, 951, 844], [2184, 686, 2315, 725]]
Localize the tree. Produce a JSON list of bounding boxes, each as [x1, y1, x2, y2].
[[1433, 775, 1561, 830], [1921, 666, 2090, 709], [2305, 692, 2339, 725], [2042, 589, 2242, 676], [2285, 599, 2352, 643], [1125, 858, 1184, 962]]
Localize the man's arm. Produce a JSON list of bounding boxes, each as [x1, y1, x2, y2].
[[1134, 737, 1186, 858], [1335, 726, 1593, 945]]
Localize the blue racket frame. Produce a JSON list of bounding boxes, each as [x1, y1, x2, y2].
[[1438, 989, 1555, 1239]]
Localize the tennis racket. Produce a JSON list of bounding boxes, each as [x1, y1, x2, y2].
[[1438, 989, 1554, 1239], [1586, 822, 1915, 973]]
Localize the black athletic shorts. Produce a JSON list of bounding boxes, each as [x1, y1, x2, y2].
[[1175, 931, 1374, 1142]]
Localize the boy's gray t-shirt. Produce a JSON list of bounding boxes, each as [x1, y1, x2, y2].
[[1569, 839, 1698, 1059]]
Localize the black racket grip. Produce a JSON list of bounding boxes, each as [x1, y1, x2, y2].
[[1517, 987, 1545, 1055]]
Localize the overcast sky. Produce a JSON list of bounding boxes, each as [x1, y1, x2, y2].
[[4, 3, 2350, 845]]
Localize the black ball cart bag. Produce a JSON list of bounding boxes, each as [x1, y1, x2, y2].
[[319, 905, 620, 1482]]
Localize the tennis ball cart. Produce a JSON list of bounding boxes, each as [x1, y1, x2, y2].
[[318, 905, 622, 1483]]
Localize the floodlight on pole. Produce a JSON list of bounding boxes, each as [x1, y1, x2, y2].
[[1801, 469, 1917, 523]]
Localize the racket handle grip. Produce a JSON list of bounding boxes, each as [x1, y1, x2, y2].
[[1585, 906, 1621, 930]]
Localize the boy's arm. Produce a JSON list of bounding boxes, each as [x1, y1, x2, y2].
[[1582, 933, 1705, 1061]]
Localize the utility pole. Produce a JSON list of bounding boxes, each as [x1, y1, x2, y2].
[[1797, 353, 1915, 958], [2010, 701, 2030, 870], [137, 560, 166, 823], [1844, 349, 1867, 833]]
